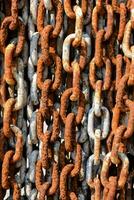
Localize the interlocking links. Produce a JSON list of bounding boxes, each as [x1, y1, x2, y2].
[[86, 0, 132, 199], [0, 0, 134, 199], [0, 0, 27, 199], [35, 0, 63, 199], [101, 152, 129, 199]]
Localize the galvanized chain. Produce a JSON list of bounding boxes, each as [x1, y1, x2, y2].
[[0, 0, 134, 199]]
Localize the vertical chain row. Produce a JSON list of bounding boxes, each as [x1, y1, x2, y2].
[[0, 0, 27, 199]]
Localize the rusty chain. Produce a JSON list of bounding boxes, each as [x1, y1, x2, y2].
[[0, 0, 134, 199]]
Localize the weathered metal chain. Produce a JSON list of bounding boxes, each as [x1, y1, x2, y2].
[[0, 0, 134, 199], [0, 0, 27, 199]]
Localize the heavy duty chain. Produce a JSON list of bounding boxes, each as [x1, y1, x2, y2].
[[0, 0, 134, 199]]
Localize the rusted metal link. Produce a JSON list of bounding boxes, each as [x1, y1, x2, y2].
[[94, 177, 101, 200], [101, 152, 129, 189], [40, 25, 54, 65], [50, 110, 60, 143], [94, 129, 101, 165], [9, 0, 18, 30], [68, 191, 78, 200], [39, 80, 53, 118], [11, 179, 21, 200], [60, 164, 74, 200], [71, 60, 81, 101], [111, 125, 126, 165], [72, 5, 83, 47], [41, 132, 51, 169], [118, 3, 127, 42], [130, 0, 134, 29], [10, 124, 23, 163], [116, 74, 129, 108], [92, 5, 113, 40], [115, 54, 123, 90], [104, 176, 117, 200], [1, 17, 25, 56], [70, 144, 82, 177], [60, 88, 85, 124], [37, 53, 62, 91], [123, 99, 134, 138], [94, 30, 105, 67], [128, 46, 134, 86], [2, 150, 14, 189], [37, 0, 63, 37], [89, 57, 112, 90], [35, 160, 50, 200], [3, 98, 15, 138], [64, 113, 76, 152], [2, 149, 22, 199], [0, 129, 6, 161], [4, 42, 16, 85], [64, 0, 87, 19], [35, 160, 59, 197], [122, 20, 134, 59], [107, 99, 134, 152], [47, 162, 59, 195]]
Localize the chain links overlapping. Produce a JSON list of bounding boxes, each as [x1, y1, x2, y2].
[[0, 0, 134, 199]]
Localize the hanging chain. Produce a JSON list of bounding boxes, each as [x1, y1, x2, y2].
[[0, 0, 134, 199]]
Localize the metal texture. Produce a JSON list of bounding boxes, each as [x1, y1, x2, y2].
[[0, 0, 133, 199]]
